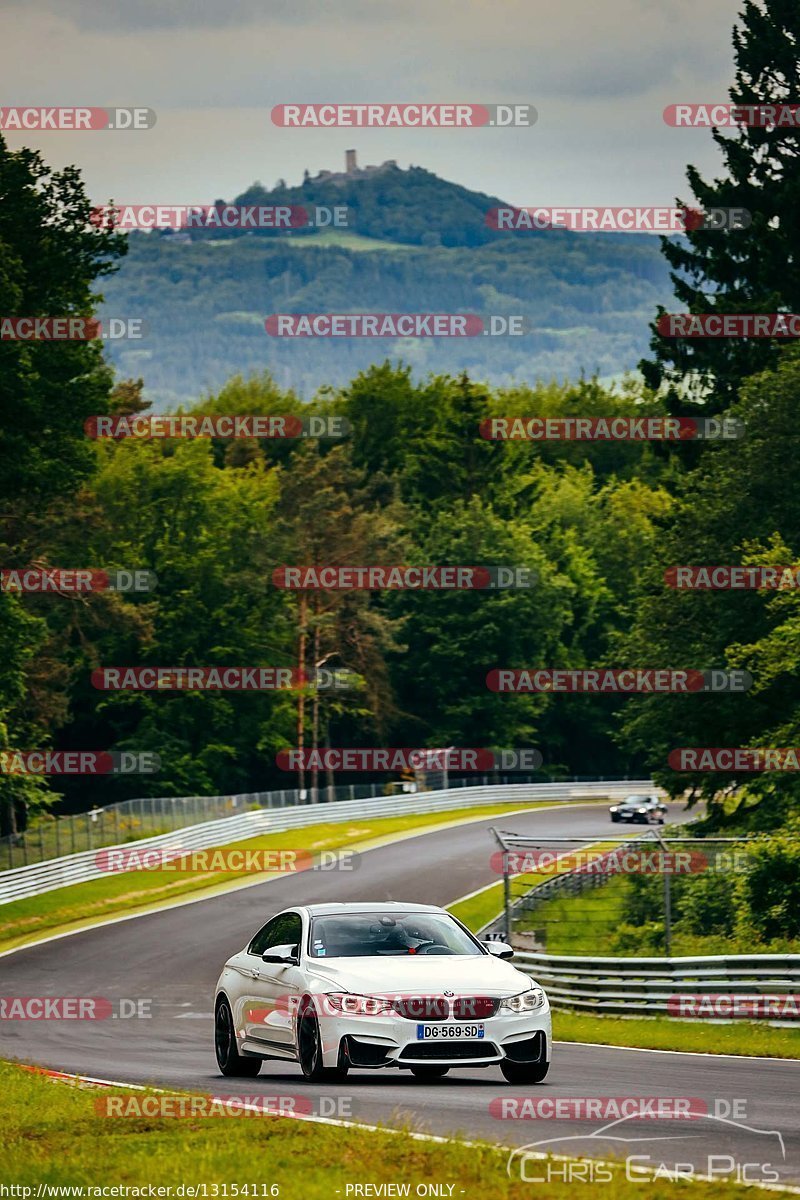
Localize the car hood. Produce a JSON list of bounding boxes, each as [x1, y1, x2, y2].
[[304, 954, 537, 997]]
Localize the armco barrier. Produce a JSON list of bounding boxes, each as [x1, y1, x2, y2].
[[513, 950, 800, 1019], [0, 773, 637, 870], [0, 779, 649, 905]]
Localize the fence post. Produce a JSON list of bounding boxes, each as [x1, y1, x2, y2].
[[503, 851, 511, 940], [650, 826, 672, 958]]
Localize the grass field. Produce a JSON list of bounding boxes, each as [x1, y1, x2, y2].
[[553, 1009, 800, 1059], [0, 1062, 772, 1200]]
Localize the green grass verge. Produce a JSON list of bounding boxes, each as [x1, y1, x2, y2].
[[553, 1009, 800, 1059], [0, 1062, 769, 1199], [0, 801, 568, 955], [521, 874, 627, 955]]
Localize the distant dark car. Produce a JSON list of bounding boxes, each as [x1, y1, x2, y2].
[[609, 794, 667, 824]]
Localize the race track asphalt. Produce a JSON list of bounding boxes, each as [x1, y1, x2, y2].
[[1, 801, 797, 1188]]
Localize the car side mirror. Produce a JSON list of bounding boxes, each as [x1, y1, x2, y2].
[[484, 940, 514, 960], [262, 943, 299, 966]]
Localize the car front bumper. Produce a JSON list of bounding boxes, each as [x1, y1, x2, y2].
[[315, 1004, 552, 1070]]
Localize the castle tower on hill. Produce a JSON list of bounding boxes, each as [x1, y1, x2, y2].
[[345, 149, 357, 173]]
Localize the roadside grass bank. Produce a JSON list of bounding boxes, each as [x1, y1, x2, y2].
[[0, 800, 575, 954], [0, 1062, 773, 1200], [553, 1010, 800, 1059]]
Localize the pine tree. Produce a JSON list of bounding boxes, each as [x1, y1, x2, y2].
[[641, 0, 800, 408]]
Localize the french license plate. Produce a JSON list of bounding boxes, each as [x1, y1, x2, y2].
[[416, 1023, 484, 1039]]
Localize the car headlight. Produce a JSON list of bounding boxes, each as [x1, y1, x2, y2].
[[638, 807, 649, 814], [325, 993, 392, 1016], [499, 987, 546, 1013]]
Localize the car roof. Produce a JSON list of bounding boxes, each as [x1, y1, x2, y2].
[[299, 901, 446, 916]]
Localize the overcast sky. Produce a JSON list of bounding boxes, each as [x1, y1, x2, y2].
[[0, 0, 742, 210]]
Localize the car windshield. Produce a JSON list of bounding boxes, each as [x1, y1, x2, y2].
[[308, 912, 482, 958], [624, 796, 649, 805]]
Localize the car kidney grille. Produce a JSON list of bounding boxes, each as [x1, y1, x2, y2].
[[453, 996, 499, 1020], [391, 997, 449, 1021], [390, 996, 499, 1020]]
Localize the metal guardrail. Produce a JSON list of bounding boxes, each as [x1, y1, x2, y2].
[[0, 773, 627, 870], [0, 779, 649, 906], [513, 950, 800, 1019]]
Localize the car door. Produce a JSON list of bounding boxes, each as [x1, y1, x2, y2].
[[241, 910, 305, 1050]]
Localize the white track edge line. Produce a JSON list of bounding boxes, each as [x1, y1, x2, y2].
[[555, 1039, 800, 1063]]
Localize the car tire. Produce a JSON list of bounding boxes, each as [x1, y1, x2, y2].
[[215, 998, 262, 1077], [410, 1065, 450, 1080], [298, 1003, 349, 1082], [501, 1058, 550, 1084], [610, 815, 619, 823]]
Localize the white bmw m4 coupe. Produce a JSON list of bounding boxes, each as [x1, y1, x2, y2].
[[214, 902, 551, 1083]]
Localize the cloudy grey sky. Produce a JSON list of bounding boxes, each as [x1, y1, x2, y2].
[[0, 0, 741, 209]]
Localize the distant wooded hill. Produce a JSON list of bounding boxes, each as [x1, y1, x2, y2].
[[99, 162, 675, 405]]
